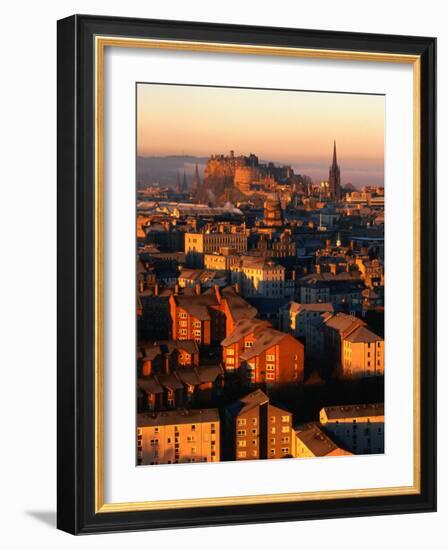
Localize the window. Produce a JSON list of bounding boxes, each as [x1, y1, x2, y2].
[[266, 354, 275, 361], [237, 429, 246, 436], [237, 418, 246, 426], [237, 451, 247, 458], [281, 426, 289, 433], [266, 364, 275, 371], [226, 348, 235, 356], [270, 416, 276, 423], [237, 440, 247, 447], [252, 418, 257, 425]]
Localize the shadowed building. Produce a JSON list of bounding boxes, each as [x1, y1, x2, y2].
[[320, 403, 384, 455], [224, 389, 293, 460]]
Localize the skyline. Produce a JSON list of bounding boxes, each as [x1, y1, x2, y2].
[[137, 83, 385, 187]]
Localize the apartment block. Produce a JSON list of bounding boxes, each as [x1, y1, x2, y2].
[[320, 403, 385, 455], [224, 390, 293, 460], [137, 408, 220, 465]]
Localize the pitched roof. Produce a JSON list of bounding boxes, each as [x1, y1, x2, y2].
[[221, 286, 258, 322], [173, 292, 217, 320], [295, 423, 345, 456], [138, 376, 164, 394], [321, 403, 384, 421], [240, 328, 289, 361], [141, 344, 163, 361], [157, 373, 184, 391], [221, 318, 271, 347], [138, 408, 220, 428], [323, 313, 364, 333], [286, 301, 334, 314], [344, 326, 383, 344], [197, 364, 223, 384], [176, 368, 201, 386], [227, 389, 269, 417]]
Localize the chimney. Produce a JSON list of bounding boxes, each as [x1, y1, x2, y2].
[[154, 282, 159, 296], [195, 282, 201, 295], [214, 284, 221, 304], [326, 239, 331, 249], [174, 284, 180, 295]]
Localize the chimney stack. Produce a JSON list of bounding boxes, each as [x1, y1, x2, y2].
[[195, 282, 201, 296], [214, 284, 221, 304], [174, 284, 180, 295]]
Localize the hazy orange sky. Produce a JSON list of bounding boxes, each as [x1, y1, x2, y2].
[[137, 83, 384, 186]]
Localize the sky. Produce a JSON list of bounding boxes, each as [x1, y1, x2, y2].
[[137, 83, 385, 187]]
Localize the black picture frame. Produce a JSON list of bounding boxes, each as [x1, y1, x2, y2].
[[57, 14, 436, 534]]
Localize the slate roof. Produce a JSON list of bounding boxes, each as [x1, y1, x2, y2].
[[321, 403, 384, 421], [344, 326, 383, 344], [221, 318, 270, 347], [240, 328, 288, 361]]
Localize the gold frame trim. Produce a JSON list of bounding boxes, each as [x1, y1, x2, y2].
[[94, 36, 421, 513]]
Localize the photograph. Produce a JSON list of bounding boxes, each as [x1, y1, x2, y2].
[[135, 83, 386, 466]]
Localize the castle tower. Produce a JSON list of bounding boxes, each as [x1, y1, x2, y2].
[[264, 192, 284, 227], [191, 163, 201, 192], [328, 140, 341, 200]]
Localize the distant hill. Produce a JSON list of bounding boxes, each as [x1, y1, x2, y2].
[[137, 155, 208, 188]]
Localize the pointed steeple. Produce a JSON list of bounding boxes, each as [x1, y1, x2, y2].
[[329, 140, 341, 200], [182, 170, 188, 192], [176, 171, 181, 193], [192, 163, 201, 192], [332, 140, 337, 166]]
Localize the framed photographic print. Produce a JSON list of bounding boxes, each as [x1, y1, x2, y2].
[[57, 15, 436, 534]]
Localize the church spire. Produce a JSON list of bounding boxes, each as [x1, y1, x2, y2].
[[182, 170, 188, 192], [192, 163, 201, 192], [332, 140, 337, 166], [176, 171, 181, 193], [328, 140, 341, 200]]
